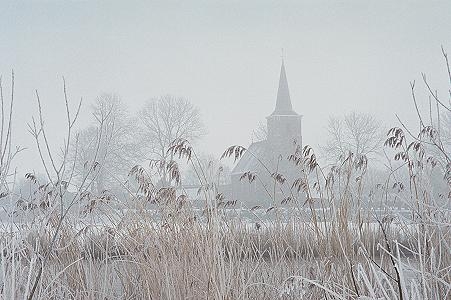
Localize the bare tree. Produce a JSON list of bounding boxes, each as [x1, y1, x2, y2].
[[71, 93, 141, 194], [0, 72, 24, 195], [322, 112, 384, 163], [392, 46, 451, 181], [26, 78, 102, 300], [138, 95, 205, 185]]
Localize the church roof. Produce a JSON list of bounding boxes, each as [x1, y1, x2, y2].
[[231, 141, 268, 176], [270, 61, 298, 116]]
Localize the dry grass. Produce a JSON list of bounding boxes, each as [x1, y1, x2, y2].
[[1, 160, 449, 300]]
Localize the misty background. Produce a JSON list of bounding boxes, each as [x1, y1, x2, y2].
[[1, 0, 450, 175]]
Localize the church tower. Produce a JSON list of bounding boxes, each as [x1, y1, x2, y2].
[[266, 60, 302, 155], [230, 59, 303, 206]]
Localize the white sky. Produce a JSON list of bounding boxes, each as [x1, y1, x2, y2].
[[0, 0, 450, 175]]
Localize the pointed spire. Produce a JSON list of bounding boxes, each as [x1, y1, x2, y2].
[[271, 60, 297, 116]]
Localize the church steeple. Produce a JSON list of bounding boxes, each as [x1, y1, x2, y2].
[[270, 60, 297, 116]]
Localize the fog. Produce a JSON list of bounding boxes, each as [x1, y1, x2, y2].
[[1, 2, 451, 299], [1, 0, 450, 174]]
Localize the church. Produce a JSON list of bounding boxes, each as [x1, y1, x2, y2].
[[230, 61, 303, 207]]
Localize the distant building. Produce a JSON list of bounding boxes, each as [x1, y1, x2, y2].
[[231, 61, 303, 207]]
